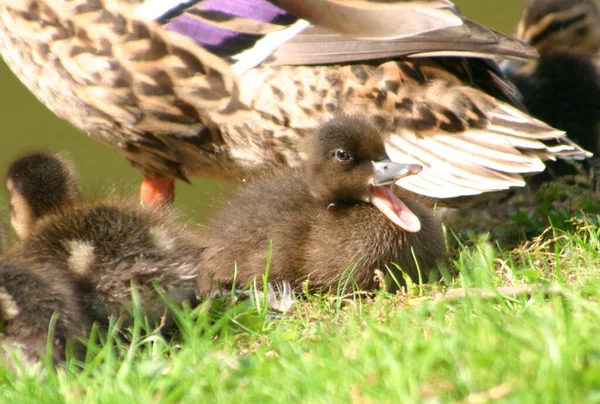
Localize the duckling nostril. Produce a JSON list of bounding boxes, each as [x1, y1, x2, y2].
[[372, 160, 421, 185]]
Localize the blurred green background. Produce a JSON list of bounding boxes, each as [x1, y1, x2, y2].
[[0, 1, 525, 224]]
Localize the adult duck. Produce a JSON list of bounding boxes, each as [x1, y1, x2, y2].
[[0, 0, 590, 208]]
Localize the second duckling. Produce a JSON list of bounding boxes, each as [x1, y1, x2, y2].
[[503, 0, 600, 183], [199, 116, 445, 293], [4, 153, 203, 328]]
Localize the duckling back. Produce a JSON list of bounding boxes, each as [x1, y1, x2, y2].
[[200, 175, 313, 290], [8, 200, 203, 326]]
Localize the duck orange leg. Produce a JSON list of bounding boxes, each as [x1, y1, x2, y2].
[[140, 176, 175, 209]]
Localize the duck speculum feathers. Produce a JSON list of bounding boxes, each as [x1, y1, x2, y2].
[[0, 0, 591, 208]]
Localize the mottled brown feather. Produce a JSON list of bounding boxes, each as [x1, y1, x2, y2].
[[0, 0, 591, 206]]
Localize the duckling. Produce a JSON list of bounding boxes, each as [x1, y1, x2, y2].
[[4, 153, 203, 328], [0, 258, 91, 365], [515, 0, 600, 55], [5, 152, 83, 239], [0, 0, 591, 209], [198, 116, 445, 293], [503, 0, 600, 181]]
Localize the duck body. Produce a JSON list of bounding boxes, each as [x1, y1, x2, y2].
[[200, 116, 445, 293], [0, 0, 591, 208], [201, 176, 443, 291]]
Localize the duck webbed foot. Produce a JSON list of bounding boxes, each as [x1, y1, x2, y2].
[[140, 176, 175, 209]]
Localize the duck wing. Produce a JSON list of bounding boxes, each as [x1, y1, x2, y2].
[[373, 59, 590, 199], [234, 58, 590, 203], [150, 0, 535, 73]]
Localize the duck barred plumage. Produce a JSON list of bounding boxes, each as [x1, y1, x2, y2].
[[0, 0, 591, 205]]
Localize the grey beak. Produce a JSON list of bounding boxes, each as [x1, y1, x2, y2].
[[499, 59, 525, 76], [372, 158, 422, 186]]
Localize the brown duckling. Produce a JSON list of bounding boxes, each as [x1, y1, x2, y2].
[[515, 0, 600, 55], [0, 258, 91, 365], [6, 152, 83, 239], [4, 153, 203, 328], [503, 0, 600, 182], [199, 116, 445, 293]]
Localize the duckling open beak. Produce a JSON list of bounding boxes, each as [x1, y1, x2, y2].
[[370, 160, 423, 233]]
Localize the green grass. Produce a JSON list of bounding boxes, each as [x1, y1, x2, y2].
[[3, 175, 600, 402]]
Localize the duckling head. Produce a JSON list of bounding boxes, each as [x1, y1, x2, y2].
[[5, 153, 82, 238], [517, 0, 600, 54], [306, 116, 423, 232]]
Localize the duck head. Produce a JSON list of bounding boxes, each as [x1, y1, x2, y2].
[[517, 0, 600, 54], [5, 153, 82, 238], [306, 116, 423, 232]]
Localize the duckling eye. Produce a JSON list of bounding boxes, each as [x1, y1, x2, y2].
[[334, 149, 352, 162]]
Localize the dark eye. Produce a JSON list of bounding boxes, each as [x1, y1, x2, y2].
[[547, 21, 564, 33], [335, 149, 352, 162]]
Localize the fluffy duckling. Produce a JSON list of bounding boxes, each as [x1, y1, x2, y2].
[[515, 0, 600, 55], [4, 153, 203, 328], [0, 258, 91, 365], [199, 116, 445, 293], [503, 0, 600, 180], [508, 51, 600, 159], [0, 212, 89, 365], [6, 152, 83, 239]]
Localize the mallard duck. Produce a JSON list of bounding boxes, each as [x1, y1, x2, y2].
[[4, 153, 203, 328], [502, 0, 600, 181], [0, 1, 591, 209], [198, 115, 445, 293]]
